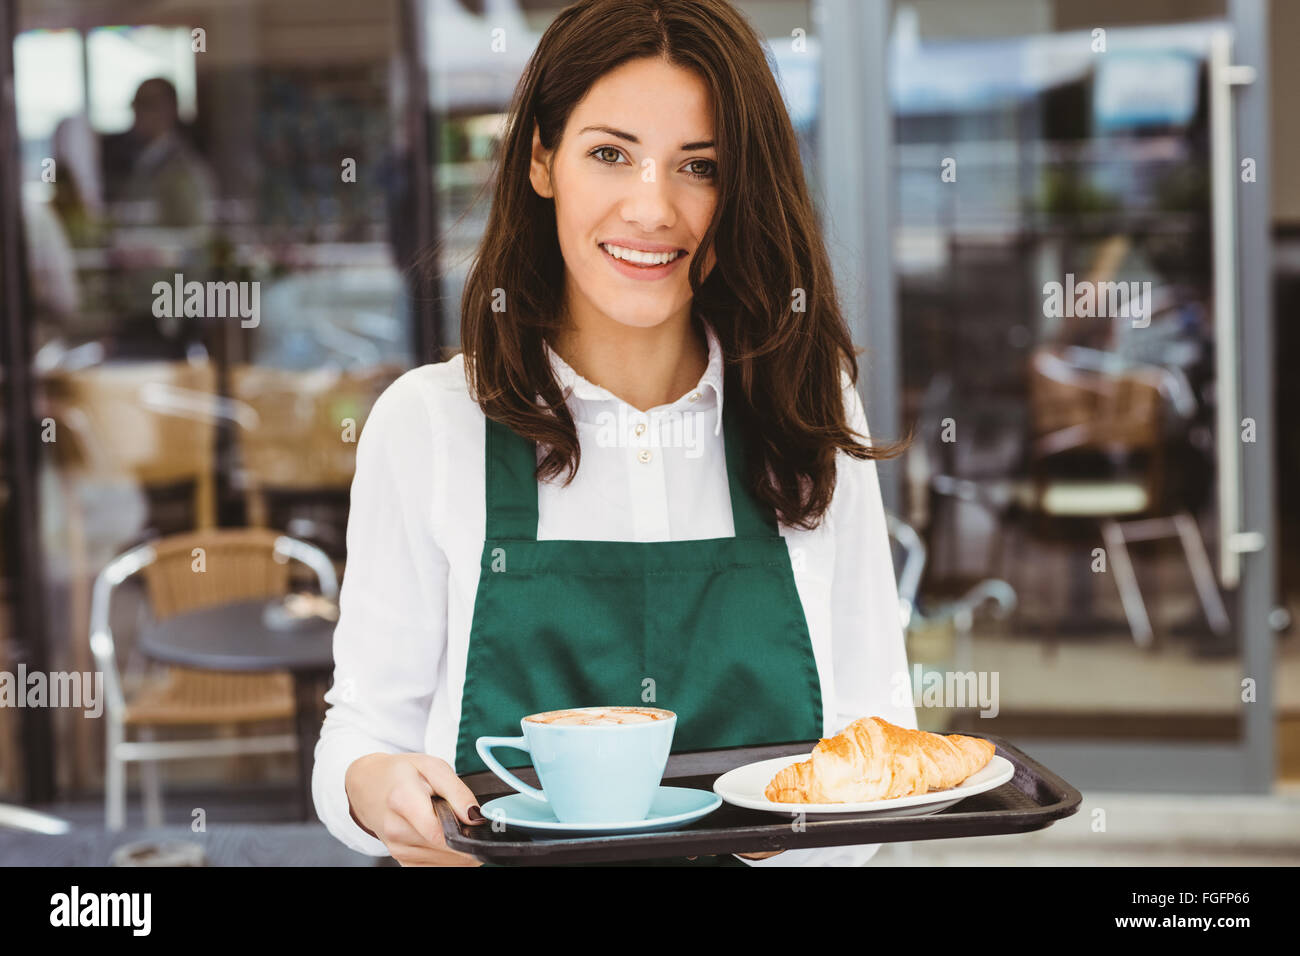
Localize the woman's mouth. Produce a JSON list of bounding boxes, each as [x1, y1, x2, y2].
[[599, 242, 687, 280]]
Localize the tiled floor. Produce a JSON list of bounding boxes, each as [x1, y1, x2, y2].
[[28, 781, 307, 830]]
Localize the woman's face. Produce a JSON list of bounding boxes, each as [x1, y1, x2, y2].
[[530, 57, 718, 333]]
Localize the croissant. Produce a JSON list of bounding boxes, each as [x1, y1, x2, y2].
[[764, 716, 996, 803]]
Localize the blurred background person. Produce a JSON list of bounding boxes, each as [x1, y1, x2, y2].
[[103, 77, 214, 229], [102, 76, 216, 358]]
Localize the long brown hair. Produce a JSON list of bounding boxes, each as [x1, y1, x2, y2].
[[455, 0, 911, 530]]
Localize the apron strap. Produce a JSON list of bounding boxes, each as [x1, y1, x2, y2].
[[484, 397, 779, 541], [720, 399, 779, 538], [484, 411, 543, 540]]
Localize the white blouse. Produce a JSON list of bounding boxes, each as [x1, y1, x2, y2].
[[312, 319, 918, 866]]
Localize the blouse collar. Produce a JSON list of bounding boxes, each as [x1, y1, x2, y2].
[[543, 318, 725, 437]]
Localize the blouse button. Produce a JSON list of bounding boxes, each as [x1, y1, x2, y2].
[[688, 391, 701, 402], [637, 449, 652, 464], [634, 422, 647, 436]]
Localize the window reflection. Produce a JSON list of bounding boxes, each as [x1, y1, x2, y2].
[[891, 14, 1239, 740], [13, 1, 412, 801]]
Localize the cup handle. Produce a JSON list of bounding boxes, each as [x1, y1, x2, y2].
[[475, 736, 547, 803]]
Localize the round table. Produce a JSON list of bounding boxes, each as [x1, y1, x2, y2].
[[137, 598, 335, 822]]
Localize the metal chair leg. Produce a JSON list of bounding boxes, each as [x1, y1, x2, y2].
[[139, 726, 164, 828], [1101, 519, 1154, 648], [106, 718, 126, 831], [1172, 511, 1231, 636]]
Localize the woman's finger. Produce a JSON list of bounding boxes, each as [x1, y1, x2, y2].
[[412, 754, 486, 826], [388, 784, 448, 849], [381, 804, 438, 847], [383, 810, 482, 866]]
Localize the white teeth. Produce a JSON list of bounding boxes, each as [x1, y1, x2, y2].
[[601, 243, 681, 266]]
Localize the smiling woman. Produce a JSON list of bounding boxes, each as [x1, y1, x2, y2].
[[318, 0, 918, 871], [458, 0, 912, 526]]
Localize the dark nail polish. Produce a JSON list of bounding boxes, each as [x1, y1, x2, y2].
[[468, 805, 485, 822]]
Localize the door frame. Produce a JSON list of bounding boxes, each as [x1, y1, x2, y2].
[[0, 0, 57, 803]]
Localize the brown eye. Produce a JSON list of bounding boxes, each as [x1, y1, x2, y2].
[[684, 159, 717, 182]]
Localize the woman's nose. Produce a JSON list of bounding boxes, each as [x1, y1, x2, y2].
[[619, 168, 677, 231]]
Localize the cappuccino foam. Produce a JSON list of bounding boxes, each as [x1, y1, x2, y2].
[[525, 706, 673, 726]]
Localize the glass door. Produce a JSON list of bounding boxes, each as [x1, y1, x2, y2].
[[875, 0, 1276, 791]]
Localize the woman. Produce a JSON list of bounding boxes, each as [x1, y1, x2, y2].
[[314, 0, 916, 867]]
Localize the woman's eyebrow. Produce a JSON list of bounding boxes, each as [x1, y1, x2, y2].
[[577, 125, 714, 150]]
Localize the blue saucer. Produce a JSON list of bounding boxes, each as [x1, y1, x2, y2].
[[478, 786, 721, 836]]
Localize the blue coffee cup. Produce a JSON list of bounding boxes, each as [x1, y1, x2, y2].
[[475, 706, 676, 824]]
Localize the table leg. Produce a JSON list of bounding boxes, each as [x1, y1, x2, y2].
[[292, 671, 332, 822]]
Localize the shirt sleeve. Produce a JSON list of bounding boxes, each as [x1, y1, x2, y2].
[[733, 372, 915, 867], [312, 370, 448, 857]]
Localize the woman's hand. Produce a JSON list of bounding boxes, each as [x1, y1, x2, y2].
[[345, 752, 486, 866]]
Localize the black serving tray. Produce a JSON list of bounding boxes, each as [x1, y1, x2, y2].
[[436, 732, 1081, 865]]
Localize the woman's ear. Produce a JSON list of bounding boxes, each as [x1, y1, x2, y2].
[[529, 123, 555, 199]]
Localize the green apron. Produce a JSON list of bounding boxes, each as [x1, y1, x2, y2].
[[454, 398, 823, 865]]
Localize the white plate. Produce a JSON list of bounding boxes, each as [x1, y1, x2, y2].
[[713, 753, 1015, 817]]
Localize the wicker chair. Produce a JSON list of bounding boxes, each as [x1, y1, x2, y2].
[[1025, 346, 1229, 648], [40, 359, 232, 794], [90, 527, 338, 830]]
